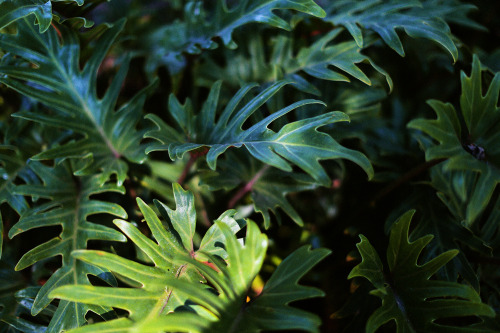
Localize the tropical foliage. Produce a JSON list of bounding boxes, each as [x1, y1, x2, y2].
[[0, 0, 499, 332]]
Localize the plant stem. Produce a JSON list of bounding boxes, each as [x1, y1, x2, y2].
[[193, 189, 212, 227], [228, 165, 270, 209], [177, 148, 209, 185], [370, 158, 446, 206], [177, 155, 197, 185]]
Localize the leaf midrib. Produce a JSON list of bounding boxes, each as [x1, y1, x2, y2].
[[25, 21, 120, 159]]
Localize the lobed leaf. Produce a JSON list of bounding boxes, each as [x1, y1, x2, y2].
[[0, 18, 154, 186], [349, 210, 495, 332], [408, 55, 500, 224], [141, 0, 326, 74], [322, 0, 480, 61], [8, 161, 126, 331], [51, 184, 330, 332], [50, 183, 245, 330], [146, 80, 373, 186]]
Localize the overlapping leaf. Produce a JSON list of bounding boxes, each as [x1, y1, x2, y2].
[[0, 0, 53, 32], [146, 80, 373, 186], [8, 161, 127, 331], [52, 185, 330, 332], [408, 55, 500, 224], [48, 183, 245, 331], [141, 0, 326, 74], [349, 210, 495, 332], [0, 253, 28, 332], [291, 28, 392, 89], [0, 0, 91, 32], [0, 18, 154, 186], [0, 146, 33, 259], [201, 151, 318, 228], [322, 0, 480, 61], [196, 31, 392, 94]]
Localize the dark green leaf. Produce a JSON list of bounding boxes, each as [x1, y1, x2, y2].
[[0, 19, 154, 186], [349, 210, 495, 332], [146, 80, 373, 186], [322, 0, 480, 61], [408, 55, 500, 224]]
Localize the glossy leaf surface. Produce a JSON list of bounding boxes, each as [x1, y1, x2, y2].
[[0, 19, 153, 186], [146, 80, 373, 186], [8, 161, 126, 331]]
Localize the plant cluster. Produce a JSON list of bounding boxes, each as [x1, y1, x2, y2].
[[0, 0, 499, 332]]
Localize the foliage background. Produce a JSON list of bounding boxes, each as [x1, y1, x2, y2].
[[0, 0, 500, 332]]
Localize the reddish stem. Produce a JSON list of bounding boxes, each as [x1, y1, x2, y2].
[[370, 158, 446, 206], [228, 165, 270, 209], [176, 148, 209, 185]]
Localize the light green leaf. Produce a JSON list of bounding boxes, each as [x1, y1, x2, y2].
[[236, 246, 331, 332], [349, 210, 495, 333], [51, 185, 329, 332], [50, 183, 245, 331], [8, 161, 126, 331], [145, 80, 373, 186], [408, 55, 500, 224]]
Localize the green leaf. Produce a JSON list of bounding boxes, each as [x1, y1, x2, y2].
[[0, 146, 33, 258], [0, 0, 52, 32], [142, 0, 326, 74], [236, 246, 330, 332], [0, 0, 91, 32], [0, 18, 155, 186], [195, 31, 392, 93], [200, 151, 318, 228], [145, 80, 373, 186], [349, 210, 495, 333], [0, 255, 27, 332], [49, 183, 245, 330], [408, 55, 500, 224], [8, 161, 126, 331], [322, 0, 480, 61], [52, 188, 330, 332], [291, 28, 393, 90]]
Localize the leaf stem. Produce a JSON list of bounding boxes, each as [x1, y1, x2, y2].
[[370, 158, 446, 206], [176, 148, 209, 185], [228, 165, 270, 209]]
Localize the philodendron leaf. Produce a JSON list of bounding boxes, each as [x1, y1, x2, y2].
[[8, 161, 127, 332], [322, 0, 480, 61], [52, 185, 330, 332], [196, 27, 392, 93], [408, 55, 500, 224], [349, 210, 495, 332], [0, 146, 34, 259], [0, 18, 155, 186], [143, 0, 326, 74], [49, 183, 245, 331], [0, 0, 89, 32], [291, 28, 392, 90], [0, 0, 52, 32], [146, 80, 373, 186]]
